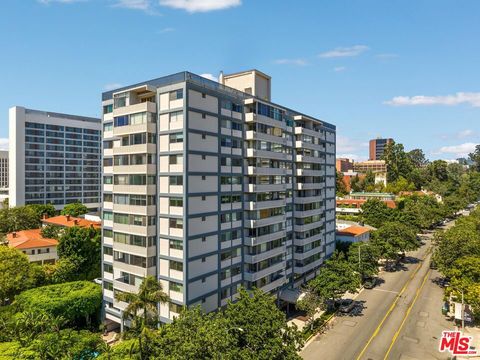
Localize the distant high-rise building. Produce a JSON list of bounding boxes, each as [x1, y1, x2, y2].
[[335, 158, 354, 172], [101, 70, 336, 327], [369, 138, 393, 160], [9, 106, 101, 210], [0, 150, 8, 189]]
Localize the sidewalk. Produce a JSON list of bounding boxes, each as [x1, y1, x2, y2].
[[457, 326, 480, 359]]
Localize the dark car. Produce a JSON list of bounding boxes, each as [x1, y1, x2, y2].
[[337, 299, 356, 313], [429, 260, 438, 269], [363, 277, 378, 289]]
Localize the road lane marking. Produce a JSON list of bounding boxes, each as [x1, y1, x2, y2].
[[383, 269, 432, 360], [371, 288, 399, 294], [355, 247, 431, 360]]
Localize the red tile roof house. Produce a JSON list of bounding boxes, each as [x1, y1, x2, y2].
[[336, 226, 371, 243], [41, 214, 101, 229], [6, 229, 58, 265]]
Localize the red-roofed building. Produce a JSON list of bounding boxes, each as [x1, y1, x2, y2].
[[41, 215, 101, 229], [6, 229, 58, 264], [336, 226, 371, 243]]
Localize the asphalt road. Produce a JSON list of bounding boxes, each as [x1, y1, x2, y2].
[[301, 225, 451, 360]]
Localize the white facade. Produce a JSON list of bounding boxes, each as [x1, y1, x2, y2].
[[9, 107, 101, 210], [101, 71, 336, 327]]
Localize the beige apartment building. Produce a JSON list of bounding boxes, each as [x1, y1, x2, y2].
[[101, 70, 336, 327]]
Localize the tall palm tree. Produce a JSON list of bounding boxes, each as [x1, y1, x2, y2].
[[115, 276, 169, 330]]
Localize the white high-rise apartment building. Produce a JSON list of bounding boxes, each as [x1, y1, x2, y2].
[[101, 70, 336, 327], [9, 106, 102, 210], [0, 150, 8, 189]]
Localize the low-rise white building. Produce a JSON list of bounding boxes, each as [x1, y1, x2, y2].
[[6, 229, 58, 264]]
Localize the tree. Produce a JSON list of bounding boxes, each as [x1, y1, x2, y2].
[[360, 199, 393, 228], [43, 256, 83, 284], [223, 288, 304, 359], [350, 174, 362, 192], [0, 206, 40, 234], [27, 329, 104, 360], [296, 291, 322, 330], [469, 144, 480, 172], [14, 281, 102, 328], [115, 276, 169, 332], [57, 226, 101, 280], [382, 142, 414, 183], [0, 246, 37, 305], [40, 224, 60, 240], [372, 222, 418, 268], [336, 171, 348, 196], [364, 171, 376, 192], [61, 202, 89, 217], [347, 242, 380, 280], [28, 204, 56, 220], [407, 148, 428, 168], [307, 253, 360, 306], [149, 307, 235, 360], [428, 160, 449, 182]]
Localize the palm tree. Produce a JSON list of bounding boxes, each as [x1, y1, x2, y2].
[[115, 276, 169, 330]]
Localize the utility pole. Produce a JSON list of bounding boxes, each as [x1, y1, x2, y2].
[[461, 290, 465, 330]]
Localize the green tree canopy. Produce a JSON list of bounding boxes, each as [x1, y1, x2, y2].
[[0, 247, 37, 305], [307, 253, 360, 304], [360, 199, 393, 228], [13, 281, 102, 327], [347, 242, 380, 280], [57, 226, 101, 280], [61, 202, 89, 217]]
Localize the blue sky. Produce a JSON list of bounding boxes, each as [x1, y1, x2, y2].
[[0, 0, 479, 160]]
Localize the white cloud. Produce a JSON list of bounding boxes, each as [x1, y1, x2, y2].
[[376, 53, 398, 59], [384, 92, 480, 107], [104, 83, 123, 91], [112, 0, 157, 13], [158, 27, 175, 33], [333, 66, 346, 72], [158, 0, 241, 13], [38, 0, 86, 4], [435, 142, 477, 157], [0, 139, 8, 150], [457, 129, 475, 139], [318, 45, 369, 58], [200, 73, 218, 82], [274, 58, 307, 66], [336, 135, 368, 160]]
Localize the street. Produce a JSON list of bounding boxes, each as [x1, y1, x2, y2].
[[301, 222, 456, 360]]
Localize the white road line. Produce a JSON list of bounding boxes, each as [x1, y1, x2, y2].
[[371, 288, 400, 294]]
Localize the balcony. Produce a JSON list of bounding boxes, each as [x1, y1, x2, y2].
[[294, 182, 324, 190], [246, 183, 286, 193], [113, 143, 156, 156], [113, 122, 157, 137], [113, 184, 156, 195], [295, 154, 325, 164], [245, 214, 285, 228], [244, 198, 286, 211], [257, 275, 287, 294], [295, 195, 323, 204], [246, 166, 286, 176], [246, 148, 287, 161], [113, 164, 156, 174], [113, 101, 156, 117], [244, 245, 287, 264], [244, 229, 286, 247], [244, 260, 286, 282]]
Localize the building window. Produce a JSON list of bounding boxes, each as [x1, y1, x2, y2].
[[202, 155, 206, 160], [201, 176, 206, 180], [202, 134, 206, 139], [169, 176, 183, 186], [169, 197, 183, 207], [169, 89, 183, 101], [169, 132, 183, 143], [170, 281, 183, 293], [201, 93, 206, 99], [170, 260, 183, 272], [169, 218, 183, 229], [169, 239, 183, 250], [103, 104, 113, 114], [169, 111, 183, 123]]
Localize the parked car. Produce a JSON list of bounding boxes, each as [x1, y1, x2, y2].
[[337, 299, 356, 313], [363, 277, 378, 289], [93, 278, 102, 285]]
